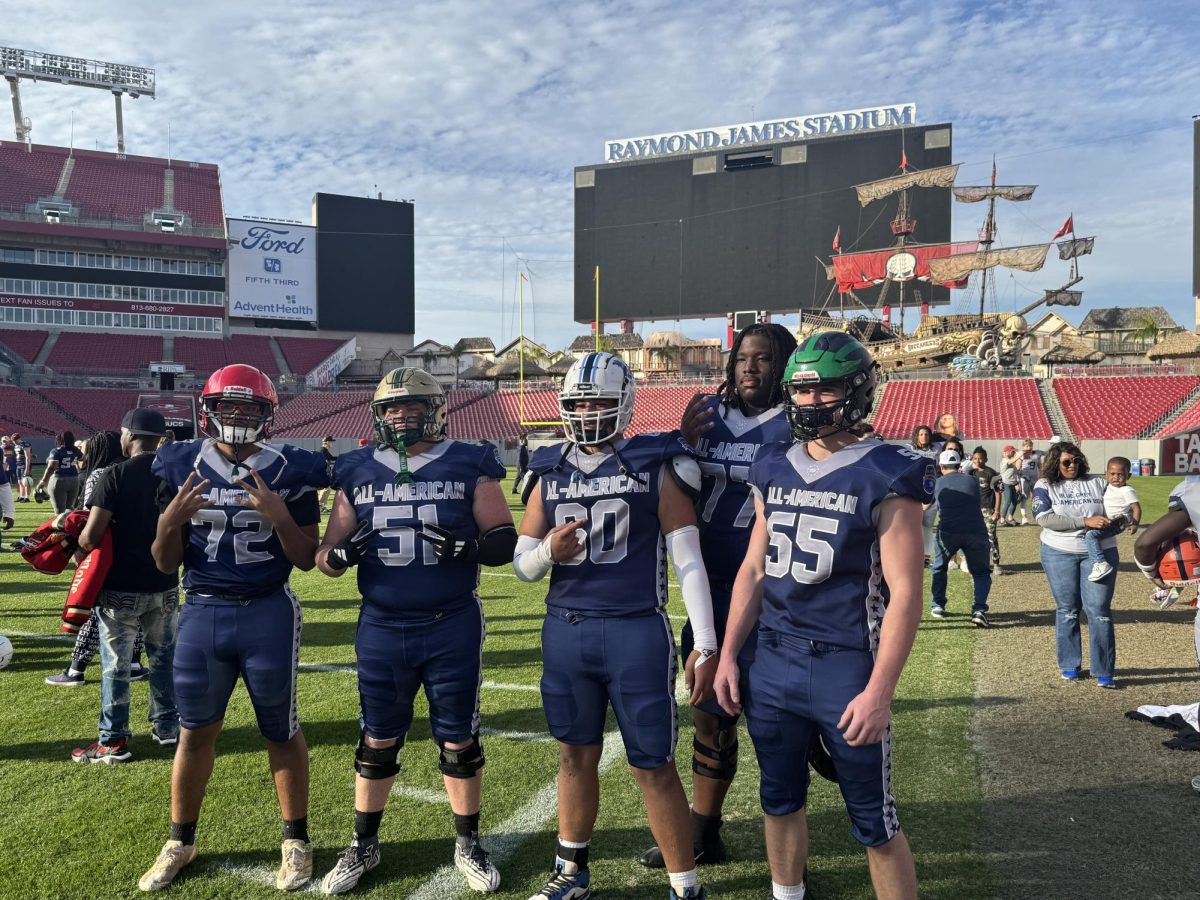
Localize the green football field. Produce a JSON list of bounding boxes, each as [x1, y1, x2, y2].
[[0, 472, 1182, 899]]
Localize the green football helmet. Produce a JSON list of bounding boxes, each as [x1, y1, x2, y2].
[[371, 368, 447, 450], [782, 332, 877, 441]]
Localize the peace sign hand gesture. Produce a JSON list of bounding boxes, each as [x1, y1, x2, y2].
[[237, 469, 289, 525]]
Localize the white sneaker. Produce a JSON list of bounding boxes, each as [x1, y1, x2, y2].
[[276, 839, 314, 891], [455, 838, 501, 892], [321, 837, 380, 895], [1088, 561, 1114, 582], [139, 840, 197, 891], [946, 560, 958, 571], [992, 566, 1004, 576]]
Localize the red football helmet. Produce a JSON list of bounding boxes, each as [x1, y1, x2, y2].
[[199, 364, 278, 446], [1158, 530, 1200, 586]]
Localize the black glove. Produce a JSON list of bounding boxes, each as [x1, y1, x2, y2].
[[1, 517, 12, 531], [417, 523, 478, 561], [34, 487, 48, 504], [1163, 731, 1200, 752], [327, 520, 379, 570]]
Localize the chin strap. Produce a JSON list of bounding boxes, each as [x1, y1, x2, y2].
[[393, 449, 414, 486]]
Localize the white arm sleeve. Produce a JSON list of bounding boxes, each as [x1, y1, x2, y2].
[[665, 524, 716, 652], [513, 534, 555, 582]]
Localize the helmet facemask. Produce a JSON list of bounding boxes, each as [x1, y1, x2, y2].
[[372, 397, 444, 451], [783, 370, 871, 442], [203, 397, 272, 448], [561, 398, 625, 446]]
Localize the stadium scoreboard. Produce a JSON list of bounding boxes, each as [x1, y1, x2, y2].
[[574, 120, 953, 324]]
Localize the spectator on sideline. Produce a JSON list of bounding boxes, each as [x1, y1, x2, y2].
[[928, 449, 992, 626], [37, 431, 82, 513], [999, 445, 1023, 526], [158, 429, 176, 448], [70, 409, 180, 763], [45, 431, 149, 687], [910, 426, 937, 565], [970, 447, 1004, 576], [511, 434, 529, 494], [1032, 442, 1118, 687], [1017, 439, 1044, 525], [0, 437, 13, 531], [318, 436, 337, 512], [1082, 457, 1141, 582]]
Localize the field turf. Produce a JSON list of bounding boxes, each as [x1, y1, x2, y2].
[[1, 471, 1176, 898]]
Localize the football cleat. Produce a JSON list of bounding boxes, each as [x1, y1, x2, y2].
[[320, 837, 381, 895], [454, 837, 501, 892], [529, 859, 590, 900], [276, 839, 314, 891], [138, 840, 197, 891], [72, 737, 132, 764]]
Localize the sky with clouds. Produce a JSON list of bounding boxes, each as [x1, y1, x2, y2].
[[5, 0, 1198, 350]]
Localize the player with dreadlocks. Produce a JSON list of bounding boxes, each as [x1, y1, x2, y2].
[[638, 322, 835, 882]]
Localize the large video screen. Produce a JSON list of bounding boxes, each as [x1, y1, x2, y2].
[[574, 124, 953, 323]]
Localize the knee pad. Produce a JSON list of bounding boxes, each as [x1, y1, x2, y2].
[[354, 732, 402, 780], [692, 717, 738, 780], [438, 733, 485, 779], [808, 732, 839, 784]]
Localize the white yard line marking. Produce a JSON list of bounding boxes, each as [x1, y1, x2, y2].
[[211, 860, 322, 893], [404, 732, 628, 900], [2, 629, 73, 642], [479, 726, 552, 743], [480, 679, 540, 693], [481, 570, 680, 589], [391, 784, 451, 804], [298, 662, 357, 674]]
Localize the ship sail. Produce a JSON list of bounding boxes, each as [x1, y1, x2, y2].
[[927, 242, 1051, 284], [831, 241, 978, 292], [952, 184, 1037, 203], [1057, 236, 1095, 260], [853, 164, 960, 206]]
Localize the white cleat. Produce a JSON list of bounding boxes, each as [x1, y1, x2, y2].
[[276, 839, 314, 891], [138, 840, 197, 891], [455, 838, 501, 892], [320, 837, 381, 895]]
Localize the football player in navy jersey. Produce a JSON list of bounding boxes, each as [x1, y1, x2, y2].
[[141, 364, 329, 893], [715, 333, 930, 900], [315, 369, 517, 896], [638, 323, 797, 871], [514, 351, 716, 900]]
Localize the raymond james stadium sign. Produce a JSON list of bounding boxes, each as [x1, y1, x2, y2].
[[604, 103, 917, 162]]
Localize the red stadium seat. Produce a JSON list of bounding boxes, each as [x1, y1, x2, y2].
[[0, 385, 79, 436], [46, 333, 164, 376], [1054, 376, 1200, 440], [0, 329, 50, 364], [275, 338, 348, 378], [870, 378, 1053, 440]]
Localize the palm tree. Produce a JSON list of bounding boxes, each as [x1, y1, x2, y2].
[[1129, 315, 1160, 351], [450, 339, 468, 387], [420, 349, 437, 374]]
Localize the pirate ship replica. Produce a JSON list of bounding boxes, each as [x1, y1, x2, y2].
[[811, 151, 1094, 373]]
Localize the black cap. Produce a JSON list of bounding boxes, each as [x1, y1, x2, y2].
[[122, 408, 168, 438]]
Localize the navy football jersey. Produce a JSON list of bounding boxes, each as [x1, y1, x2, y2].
[[154, 439, 328, 600], [749, 438, 934, 651], [333, 440, 506, 618], [530, 432, 698, 617], [693, 397, 792, 584]]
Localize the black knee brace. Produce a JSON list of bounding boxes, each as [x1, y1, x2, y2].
[[354, 733, 402, 780], [438, 733, 485, 779], [808, 732, 839, 784], [693, 717, 738, 780]]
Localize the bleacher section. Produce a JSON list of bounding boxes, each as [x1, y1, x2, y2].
[[38, 388, 143, 434], [65, 155, 163, 222], [169, 165, 224, 227], [0, 386, 78, 436], [276, 338, 347, 378], [0, 329, 49, 363], [46, 332, 163, 375], [0, 143, 66, 209], [1054, 376, 1200, 439], [174, 336, 280, 377], [1155, 401, 1200, 438], [871, 378, 1053, 439]]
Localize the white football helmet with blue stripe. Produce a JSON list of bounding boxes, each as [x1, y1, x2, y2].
[[559, 351, 636, 446]]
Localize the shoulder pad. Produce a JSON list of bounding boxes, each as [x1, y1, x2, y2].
[[520, 469, 540, 506], [669, 455, 702, 498], [528, 444, 566, 474]]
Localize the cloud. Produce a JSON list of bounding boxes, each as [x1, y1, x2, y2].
[[5, 0, 1197, 348]]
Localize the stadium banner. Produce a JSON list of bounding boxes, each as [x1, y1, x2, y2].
[[305, 337, 357, 388], [1161, 428, 1200, 475], [604, 102, 917, 162], [0, 293, 223, 318], [137, 394, 196, 429], [227, 219, 318, 322]]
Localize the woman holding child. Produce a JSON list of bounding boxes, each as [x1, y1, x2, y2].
[[1031, 443, 1120, 688]]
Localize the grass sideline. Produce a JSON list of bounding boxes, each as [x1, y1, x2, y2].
[[4, 469, 1175, 897]]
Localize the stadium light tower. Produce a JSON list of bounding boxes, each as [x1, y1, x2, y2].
[[1, 46, 155, 152]]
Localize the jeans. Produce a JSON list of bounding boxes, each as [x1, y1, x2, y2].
[[931, 530, 992, 613], [97, 588, 180, 743], [1040, 544, 1117, 678], [1001, 484, 1020, 519], [1083, 520, 1125, 564]]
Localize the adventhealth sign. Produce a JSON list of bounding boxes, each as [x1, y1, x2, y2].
[[227, 218, 318, 323], [604, 103, 917, 162]]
